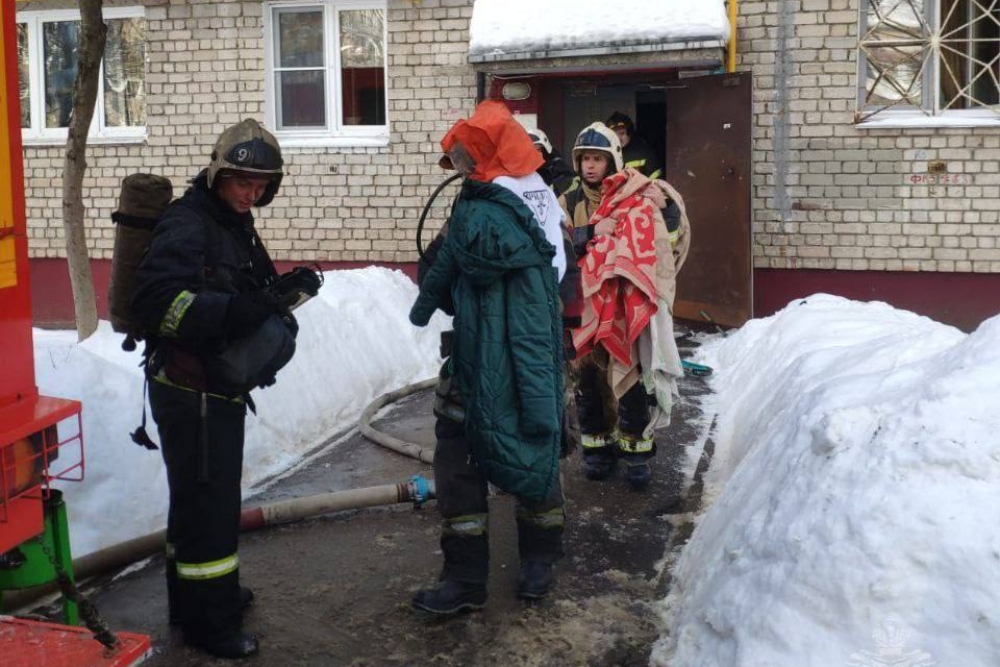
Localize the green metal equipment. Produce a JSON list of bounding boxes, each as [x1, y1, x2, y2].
[[0, 489, 78, 625]]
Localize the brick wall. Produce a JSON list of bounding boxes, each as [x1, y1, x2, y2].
[[25, 0, 1000, 275], [20, 0, 478, 264], [738, 0, 1000, 273]]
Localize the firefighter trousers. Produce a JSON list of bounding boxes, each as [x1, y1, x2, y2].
[[150, 380, 246, 640], [433, 417, 565, 585], [575, 348, 652, 453]]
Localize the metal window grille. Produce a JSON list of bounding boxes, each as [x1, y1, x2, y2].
[[859, 0, 1000, 120]]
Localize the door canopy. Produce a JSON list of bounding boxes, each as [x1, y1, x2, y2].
[[468, 0, 730, 64]]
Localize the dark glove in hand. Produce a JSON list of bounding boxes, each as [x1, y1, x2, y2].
[[274, 266, 322, 298], [225, 290, 282, 335]]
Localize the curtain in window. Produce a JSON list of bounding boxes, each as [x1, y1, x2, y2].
[[103, 18, 147, 127], [43, 21, 79, 128], [17, 23, 29, 128], [339, 9, 384, 126]]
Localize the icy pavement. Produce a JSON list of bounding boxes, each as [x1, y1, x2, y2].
[[46, 329, 717, 666]]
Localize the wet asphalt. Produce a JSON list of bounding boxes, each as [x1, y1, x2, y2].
[[31, 329, 717, 667]]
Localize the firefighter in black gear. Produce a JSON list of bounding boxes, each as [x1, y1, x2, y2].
[[606, 111, 663, 180], [528, 127, 576, 197], [132, 119, 291, 659]]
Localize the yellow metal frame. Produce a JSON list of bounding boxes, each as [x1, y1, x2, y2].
[[0, 8, 16, 289], [726, 0, 739, 73]]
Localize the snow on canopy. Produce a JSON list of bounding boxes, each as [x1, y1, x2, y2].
[[468, 0, 731, 61]]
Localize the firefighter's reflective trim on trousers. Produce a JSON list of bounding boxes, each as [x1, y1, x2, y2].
[[580, 432, 611, 450], [150, 373, 245, 404], [159, 290, 196, 338], [176, 553, 240, 580], [617, 434, 654, 454], [516, 506, 565, 530], [442, 513, 488, 537], [165, 542, 176, 559]]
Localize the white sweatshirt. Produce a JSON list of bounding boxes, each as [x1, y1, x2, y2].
[[492, 172, 567, 281]]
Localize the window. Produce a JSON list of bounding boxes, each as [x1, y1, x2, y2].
[[18, 7, 146, 142], [858, 0, 1000, 124], [264, 1, 388, 146]]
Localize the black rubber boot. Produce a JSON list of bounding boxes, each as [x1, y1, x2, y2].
[[582, 447, 617, 481], [517, 561, 555, 600], [185, 631, 259, 659], [170, 586, 254, 626], [411, 580, 487, 615], [622, 454, 651, 491]]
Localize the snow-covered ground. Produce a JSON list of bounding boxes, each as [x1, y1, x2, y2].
[[34, 267, 447, 558], [653, 294, 1000, 667]]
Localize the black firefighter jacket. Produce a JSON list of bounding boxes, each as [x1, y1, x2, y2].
[[132, 170, 278, 393]]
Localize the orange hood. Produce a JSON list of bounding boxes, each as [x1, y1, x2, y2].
[[440, 100, 543, 182]]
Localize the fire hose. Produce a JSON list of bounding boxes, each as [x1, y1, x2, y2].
[[3, 476, 434, 612]]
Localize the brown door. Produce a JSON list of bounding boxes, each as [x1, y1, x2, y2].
[[665, 72, 752, 327]]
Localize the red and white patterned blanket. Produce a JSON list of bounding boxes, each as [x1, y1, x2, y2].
[[571, 170, 658, 366]]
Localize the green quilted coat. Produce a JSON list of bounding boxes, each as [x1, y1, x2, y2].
[[410, 179, 563, 502]]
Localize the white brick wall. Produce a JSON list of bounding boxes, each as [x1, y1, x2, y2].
[[740, 0, 1000, 272], [21, 0, 478, 263], [24, 0, 1000, 273]]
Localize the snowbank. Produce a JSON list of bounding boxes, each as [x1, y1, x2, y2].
[[653, 294, 1000, 667], [469, 0, 730, 60], [34, 267, 448, 557]]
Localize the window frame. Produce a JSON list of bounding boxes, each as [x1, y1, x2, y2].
[[263, 0, 389, 148], [17, 5, 147, 145], [856, 0, 1000, 128]]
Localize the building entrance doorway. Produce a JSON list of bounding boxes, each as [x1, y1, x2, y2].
[[491, 69, 753, 327]]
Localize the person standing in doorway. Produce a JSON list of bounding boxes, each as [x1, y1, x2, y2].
[[560, 122, 688, 490], [606, 111, 663, 180]]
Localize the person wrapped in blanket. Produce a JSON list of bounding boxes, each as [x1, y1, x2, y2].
[[557, 122, 691, 490], [408, 101, 580, 616]]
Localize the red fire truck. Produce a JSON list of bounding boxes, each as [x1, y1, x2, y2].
[[0, 2, 149, 664]]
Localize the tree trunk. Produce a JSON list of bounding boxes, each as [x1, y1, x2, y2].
[[62, 0, 106, 341]]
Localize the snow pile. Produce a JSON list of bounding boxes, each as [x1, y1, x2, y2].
[[469, 0, 729, 60], [653, 294, 1000, 667], [34, 267, 448, 557]]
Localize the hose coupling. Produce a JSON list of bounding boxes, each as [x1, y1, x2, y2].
[[408, 474, 435, 508]]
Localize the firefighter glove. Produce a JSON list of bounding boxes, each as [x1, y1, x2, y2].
[[225, 290, 283, 335]]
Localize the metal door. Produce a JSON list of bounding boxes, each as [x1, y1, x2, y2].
[[665, 72, 752, 327]]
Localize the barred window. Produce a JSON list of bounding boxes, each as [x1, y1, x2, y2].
[[859, 0, 1000, 124]]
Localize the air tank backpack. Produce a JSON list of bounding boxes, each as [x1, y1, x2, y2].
[[108, 173, 175, 350]]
